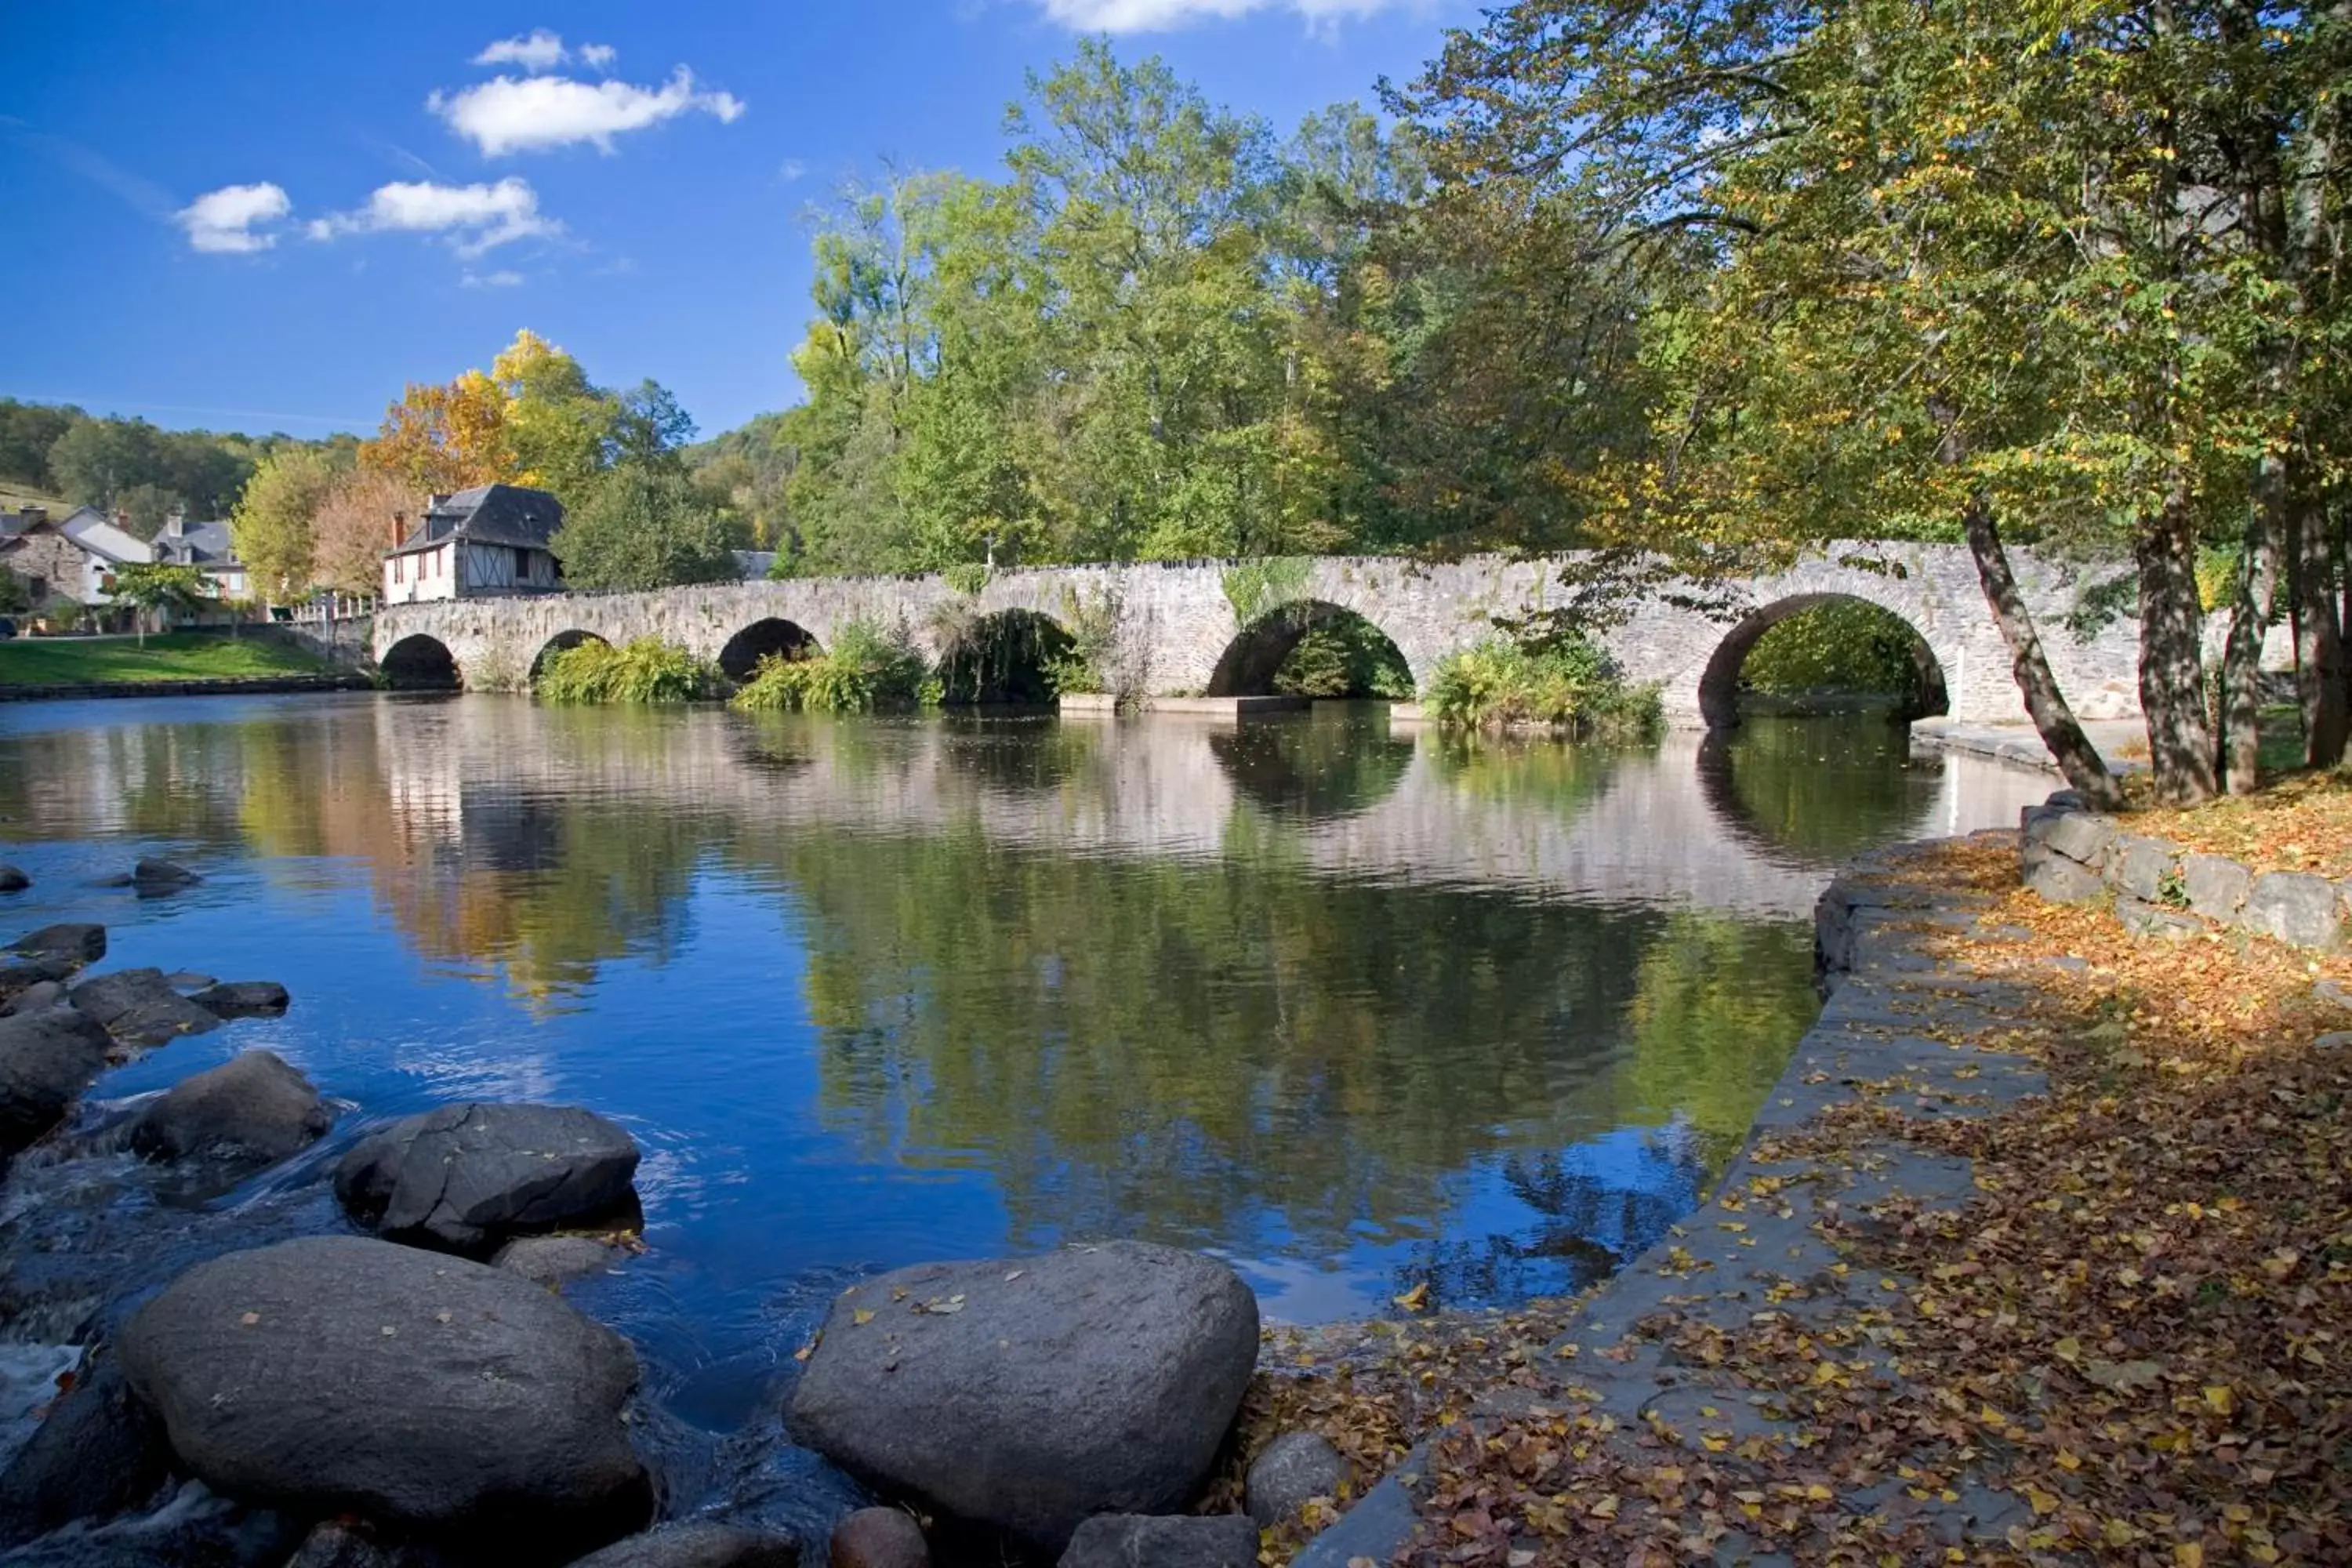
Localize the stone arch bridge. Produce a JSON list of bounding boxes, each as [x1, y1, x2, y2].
[[372, 544, 2145, 726]]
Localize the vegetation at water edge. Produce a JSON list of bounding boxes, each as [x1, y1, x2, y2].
[[1422, 637, 1661, 739], [729, 620, 931, 713], [534, 637, 720, 705]]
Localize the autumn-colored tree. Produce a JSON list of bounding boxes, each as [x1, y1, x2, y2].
[[311, 469, 416, 597], [491, 330, 615, 509], [358, 370, 513, 495]]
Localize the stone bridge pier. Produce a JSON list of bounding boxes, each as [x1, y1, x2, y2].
[[373, 544, 2147, 726]]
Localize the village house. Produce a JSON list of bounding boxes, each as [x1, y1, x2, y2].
[[382, 484, 564, 605], [151, 510, 250, 602], [0, 505, 154, 612]]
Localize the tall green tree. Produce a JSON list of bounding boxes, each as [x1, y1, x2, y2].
[[554, 465, 740, 591], [230, 447, 345, 601]]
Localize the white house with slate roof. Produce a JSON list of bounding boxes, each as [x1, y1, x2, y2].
[[152, 511, 249, 601], [0, 505, 152, 606], [383, 484, 564, 605]]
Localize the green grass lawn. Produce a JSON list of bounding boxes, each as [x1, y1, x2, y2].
[[0, 632, 336, 686]]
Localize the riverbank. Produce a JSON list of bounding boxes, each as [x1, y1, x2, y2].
[[1260, 801, 2352, 1566], [0, 633, 345, 695]]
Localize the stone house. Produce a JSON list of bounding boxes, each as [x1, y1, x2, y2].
[[0, 506, 153, 608], [383, 485, 564, 605]]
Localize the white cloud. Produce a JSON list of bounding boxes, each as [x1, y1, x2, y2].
[[777, 158, 807, 183], [1035, 0, 1399, 29], [579, 42, 617, 71], [307, 178, 558, 257], [176, 181, 292, 252], [429, 67, 744, 157], [473, 29, 571, 71], [462, 268, 526, 289]]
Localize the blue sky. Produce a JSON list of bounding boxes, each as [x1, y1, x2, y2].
[[4, 0, 1472, 444]]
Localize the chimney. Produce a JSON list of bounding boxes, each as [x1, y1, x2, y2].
[[114, 509, 130, 530], [390, 510, 407, 548]]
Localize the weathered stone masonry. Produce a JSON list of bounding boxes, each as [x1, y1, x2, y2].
[[374, 543, 2149, 726]]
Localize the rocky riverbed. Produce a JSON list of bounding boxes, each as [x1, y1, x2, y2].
[[0, 864, 1327, 1568]]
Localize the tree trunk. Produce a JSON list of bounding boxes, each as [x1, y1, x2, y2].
[[2221, 462, 2285, 792], [2136, 493, 2220, 803], [2291, 485, 2350, 766], [1961, 495, 2125, 809]]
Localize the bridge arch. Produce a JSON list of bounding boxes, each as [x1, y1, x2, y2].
[[381, 633, 461, 691], [1697, 593, 1949, 728], [719, 618, 821, 681], [528, 630, 609, 681], [938, 608, 1074, 705], [1207, 601, 1414, 699]]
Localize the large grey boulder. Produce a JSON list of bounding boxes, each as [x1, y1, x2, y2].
[[118, 1237, 649, 1553], [2024, 854, 2104, 906], [0, 1356, 170, 1547], [129, 1049, 332, 1167], [787, 1242, 1260, 1550], [564, 1522, 800, 1566], [8, 925, 103, 965], [1244, 1430, 1345, 1526], [335, 1102, 641, 1254], [187, 981, 290, 1019], [1057, 1515, 1258, 1568], [2241, 872, 2343, 949], [0, 957, 73, 1008], [67, 968, 220, 1048], [0, 1007, 114, 1153], [129, 858, 201, 895], [2180, 853, 2252, 920]]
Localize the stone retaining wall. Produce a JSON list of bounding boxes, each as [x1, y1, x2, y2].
[[0, 674, 374, 704], [2020, 792, 2351, 949]]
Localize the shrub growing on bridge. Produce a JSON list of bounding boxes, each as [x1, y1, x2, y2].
[[730, 620, 930, 714], [1423, 636, 1660, 739], [535, 637, 719, 704]]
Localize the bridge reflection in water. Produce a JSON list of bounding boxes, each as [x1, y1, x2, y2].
[[0, 696, 2047, 1332]]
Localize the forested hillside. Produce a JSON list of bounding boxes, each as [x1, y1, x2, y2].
[[0, 398, 343, 536]]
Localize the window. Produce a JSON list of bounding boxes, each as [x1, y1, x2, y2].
[[514, 546, 530, 577], [394, 556, 404, 584]]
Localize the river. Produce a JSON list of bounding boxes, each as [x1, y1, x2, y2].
[[0, 695, 2046, 1454]]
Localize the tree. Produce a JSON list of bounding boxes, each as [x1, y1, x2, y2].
[[1398, 0, 2349, 803], [492, 330, 616, 509], [107, 562, 207, 647], [359, 371, 514, 495], [553, 465, 741, 591], [311, 470, 415, 597], [0, 400, 82, 492], [230, 447, 344, 601]]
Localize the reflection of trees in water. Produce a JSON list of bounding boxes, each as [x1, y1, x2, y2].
[[784, 826, 1818, 1260], [1207, 712, 1413, 816], [1696, 718, 1944, 867], [1424, 731, 1625, 821], [1, 700, 1837, 1284]]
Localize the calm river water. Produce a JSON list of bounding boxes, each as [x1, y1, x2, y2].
[[0, 695, 2046, 1439]]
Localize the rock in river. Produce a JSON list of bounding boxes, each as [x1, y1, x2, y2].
[[187, 980, 291, 1018], [786, 1241, 1259, 1551], [564, 1521, 801, 1566], [129, 1049, 332, 1167], [0, 1007, 114, 1154], [336, 1102, 641, 1254], [1058, 1514, 1258, 1568], [7, 925, 103, 965], [0, 866, 27, 894], [828, 1508, 928, 1568], [67, 967, 221, 1048], [0, 1354, 171, 1547], [118, 1236, 650, 1555]]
